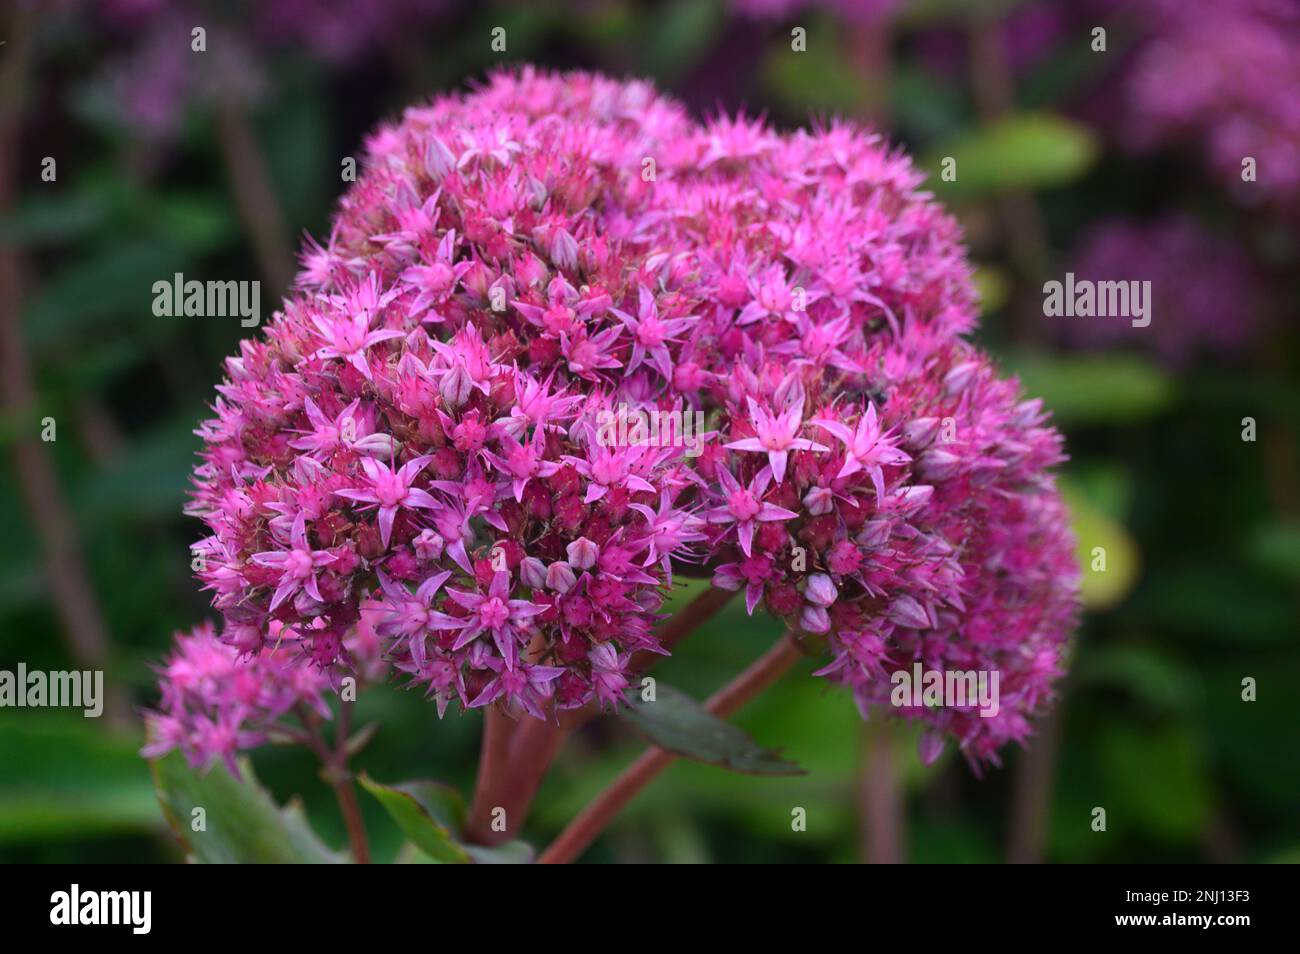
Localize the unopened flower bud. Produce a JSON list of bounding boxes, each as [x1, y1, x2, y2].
[[520, 556, 547, 589], [441, 365, 474, 407], [546, 561, 577, 593], [800, 604, 831, 634], [566, 537, 599, 569], [805, 573, 838, 607]]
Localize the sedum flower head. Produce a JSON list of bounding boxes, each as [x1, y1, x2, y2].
[[157, 67, 1078, 769]]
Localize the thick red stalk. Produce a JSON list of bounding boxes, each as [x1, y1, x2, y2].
[[538, 631, 803, 865], [464, 703, 519, 844], [478, 586, 737, 845]]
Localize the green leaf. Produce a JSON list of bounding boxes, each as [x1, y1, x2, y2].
[[1246, 520, 1300, 584], [24, 239, 193, 347], [1095, 721, 1212, 843], [1006, 353, 1177, 425], [394, 841, 440, 863], [1060, 479, 1141, 610], [152, 753, 346, 863], [393, 837, 532, 864], [621, 685, 805, 776], [147, 193, 235, 253], [0, 192, 108, 246], [761, 22, 867, 116], [1130, 565, 1295, 644], [923, 113, 1098, 197], [891, 65, 967, 141], [0, 716, 159, 843], [75, 415, 200, 520], [642, 0, 726, 79], [973, 264, 1012, 315], [357, 775, 471, 864]]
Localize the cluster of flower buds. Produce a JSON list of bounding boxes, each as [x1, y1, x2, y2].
[[142, 622, 333, 775], [152, 67, 1078, 770]]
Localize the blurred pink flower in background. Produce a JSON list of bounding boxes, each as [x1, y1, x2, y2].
[[1059, 215, 1270, 367], [1123, 0, 1300, 208]]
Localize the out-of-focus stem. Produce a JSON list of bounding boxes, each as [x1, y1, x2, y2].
[[967, 17, 1015, 118], [538, 631, 804, 865], [214, 103, 295, 295], [860, 717, 905, 863], [76, 401, 125, 467], [0, 8, 129, 725], [333, 777, 370, 864], [846, 19, 893, 130], [1006, 703, 1062, 863]]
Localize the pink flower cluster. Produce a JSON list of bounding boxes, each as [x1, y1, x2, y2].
[[142, 621, 332, 775], [155, 67, 1078, 769], [1124, 0, 1300, 208]]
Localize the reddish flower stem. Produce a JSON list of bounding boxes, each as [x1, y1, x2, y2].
[[490, 708, 578, 842], [1005, 702, 1062, 864], [966, 17, 1052, 341], [478, 586, 737, 845], [538, 631, 803, 865], [214, 103, 295, 295], [860, 718, 904, 864], [332, 701, 372, 864], [332, 773, 371, 864], [298, 703, 370, 863], [464, 702, 518, 844], [847, 20, 893, 129]]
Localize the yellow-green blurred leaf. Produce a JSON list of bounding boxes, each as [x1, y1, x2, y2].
[[1008, 353, 1177, 424], [1061, 479, 1141, 610], [923, 113, 1098, 197]]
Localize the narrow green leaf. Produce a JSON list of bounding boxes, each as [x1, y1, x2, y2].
[[923, 113, 1098, 197], [643, 0, 726, 78], [394, 841, 440, 864], [152, 753, 346, 863], [395, 838, 533, 864], [358, 775, 471, 864], [621, 685, 805, 776], [0, 716, 159, 843], [973, 264, 1012, 315], [1005, 353, 1177, 425]]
